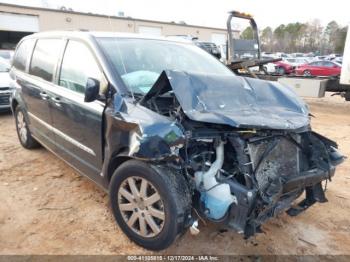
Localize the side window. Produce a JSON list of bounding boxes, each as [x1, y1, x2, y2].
[[59, 40, 104, 94], [29, 39, 62, 82], [323, 62, 335, 67], [310, 61, 321, 66], [13, 39, 35, 71]]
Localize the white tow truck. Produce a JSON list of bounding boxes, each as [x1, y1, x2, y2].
[[225, 11, 350, 101]]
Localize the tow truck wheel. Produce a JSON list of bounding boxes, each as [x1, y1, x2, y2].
[[109, 160, 191, 250], [345, 92, 350, 101]]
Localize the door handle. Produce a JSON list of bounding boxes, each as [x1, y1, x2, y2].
[[52, 97, 62, 107], [39, 92, 49, 100]]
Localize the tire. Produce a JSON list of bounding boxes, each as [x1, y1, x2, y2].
[[15, 106, 40, 149], [109, 160, 191, 250], [303, 70, 311, 76], [345, 91, 350, 101], [277, 67, 285, 75]]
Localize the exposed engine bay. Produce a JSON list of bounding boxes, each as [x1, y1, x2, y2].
[[181, 129, 342, 237], [117, 70, 345, 237]]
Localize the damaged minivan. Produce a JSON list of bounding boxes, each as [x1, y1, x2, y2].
[[10, 32, 344, 250]]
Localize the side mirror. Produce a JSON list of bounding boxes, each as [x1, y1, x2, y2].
[[84, 78, 100, 102]]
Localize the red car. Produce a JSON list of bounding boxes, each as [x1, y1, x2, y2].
[[295, 61, 342, 76], [274, 61, 294, 75]]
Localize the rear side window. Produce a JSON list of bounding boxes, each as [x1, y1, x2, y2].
[[310, 61, 321, 66], [323, 62, 335, 67], [29, 39, 62, 82], [13, 39, 35, 71]]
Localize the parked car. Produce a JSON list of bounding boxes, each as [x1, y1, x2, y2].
[[263, 62, 277, 73], [249, 56, 277, 73], [328, 53, 342, 59], [0, 57, 11, 111], [0, 49, 14, 62], [250, 62, 276, 74], [334, 57, 343, 64], [274, 60, 294, 74], [291, 52, 304, 57], [261, 52, 277, 58], [168, 37, 222, 60], [194, 41, 221, 59], [315, 55, 327, 60], [283, 57, 311, 68], [10, 32, 344, 250], [295, 60, 342, 76]]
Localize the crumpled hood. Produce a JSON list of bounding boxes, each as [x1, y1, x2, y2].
[[143, 70, 310, 130]]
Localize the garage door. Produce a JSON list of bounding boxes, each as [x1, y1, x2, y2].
[[0, 12, 39, 32], [211, 33, 226, 46], [138, 26, 162, 37]]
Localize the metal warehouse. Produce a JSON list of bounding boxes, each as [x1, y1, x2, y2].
[[0, 3, 235, 49]]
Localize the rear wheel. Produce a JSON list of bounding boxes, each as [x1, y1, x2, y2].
[[303, 70, 311, 76], [109, 160, 191, 250], [15, 106, 40, 149]]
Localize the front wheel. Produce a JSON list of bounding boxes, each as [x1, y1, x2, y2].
[[109, 160, 191, 250], [277, 67, 285, 75]]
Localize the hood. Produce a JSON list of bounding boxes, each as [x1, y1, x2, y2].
[[142, 70, 310, 130]]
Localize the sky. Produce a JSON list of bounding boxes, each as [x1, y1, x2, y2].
[[1, 0, 350, 30]]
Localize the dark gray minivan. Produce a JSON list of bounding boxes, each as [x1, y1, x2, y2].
[[10, 31, 344, 250]]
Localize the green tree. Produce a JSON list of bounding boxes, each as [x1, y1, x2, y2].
[[324, 21, 340, 53], [273, 24, 286, 51], [254, 20, 346, 54], [241, 26, 254, 39], [304, 19, 323, 52], [335, 26, 348, 53], [284, 22, 307, 52], [261, 26, 274, 52]]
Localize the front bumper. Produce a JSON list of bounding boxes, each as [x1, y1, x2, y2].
[[283, 167, 335, 193], [226, 132, 344, 237]]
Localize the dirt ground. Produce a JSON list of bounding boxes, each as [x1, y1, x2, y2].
[[1, 95, 350, 255]]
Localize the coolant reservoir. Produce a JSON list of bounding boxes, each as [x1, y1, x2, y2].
[[202, 183, 234, 220], [195, 171, 235, 220]]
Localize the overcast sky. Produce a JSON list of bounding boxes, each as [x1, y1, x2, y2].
[[2, 0, 350, 30]]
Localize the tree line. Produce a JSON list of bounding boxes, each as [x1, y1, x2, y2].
[[240, 20, 348, 55]]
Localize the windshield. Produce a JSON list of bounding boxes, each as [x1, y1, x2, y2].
[[97, 38, 233, 95]]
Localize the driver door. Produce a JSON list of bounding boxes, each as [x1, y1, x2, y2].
[[48, 39, 107, 182]]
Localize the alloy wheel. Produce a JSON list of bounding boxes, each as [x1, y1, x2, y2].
[[278, 67, 285, 75], [304, 70, 311, 76], [117, 176, 165, 238], [17, 111, 27, 144]]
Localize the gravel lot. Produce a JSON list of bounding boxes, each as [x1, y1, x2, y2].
[[1, 95, 350, 255]]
